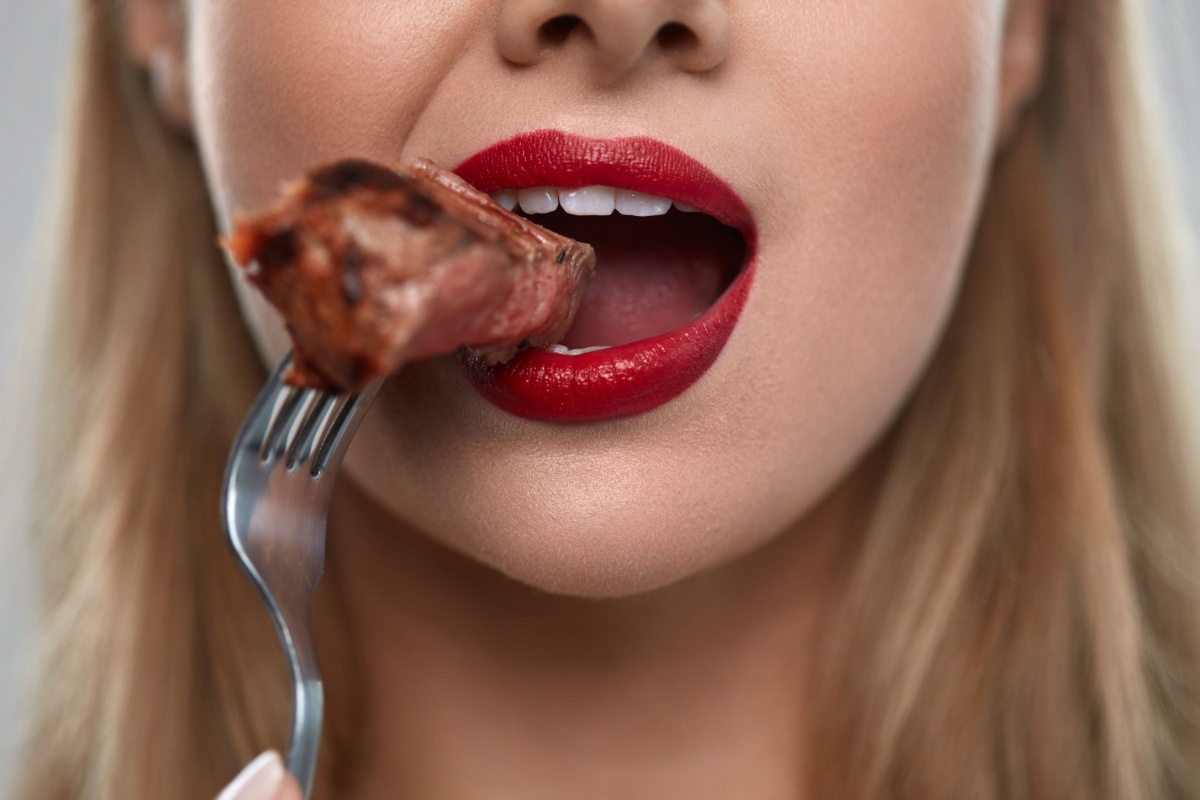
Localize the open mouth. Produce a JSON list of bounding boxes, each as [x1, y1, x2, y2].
[[491, 187, 747, 352], [454, 130, 756, 422]]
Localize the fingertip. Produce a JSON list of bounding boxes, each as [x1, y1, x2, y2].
[[217, 751, 285, 800], [274, 768, 305, 800]]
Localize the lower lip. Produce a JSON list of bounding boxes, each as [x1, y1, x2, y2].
[[457, 261, 755, 423]]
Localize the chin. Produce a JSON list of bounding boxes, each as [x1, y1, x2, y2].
[[340, 411, 783, 599], [451, 502, 729, 599]]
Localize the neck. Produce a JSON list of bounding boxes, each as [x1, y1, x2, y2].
[[320, 474, 856, 800]]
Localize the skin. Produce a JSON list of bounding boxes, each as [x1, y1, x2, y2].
[[125, 0, 1048, 796]]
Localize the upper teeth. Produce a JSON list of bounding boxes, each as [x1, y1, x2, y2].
[[490, 186, 700, 217]]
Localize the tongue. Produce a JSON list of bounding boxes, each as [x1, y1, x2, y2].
[[532, 210, 743, 349], [562, 236, 725, 348]]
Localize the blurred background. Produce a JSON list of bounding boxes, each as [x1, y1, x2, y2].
[[0, 0, 1197, 794]]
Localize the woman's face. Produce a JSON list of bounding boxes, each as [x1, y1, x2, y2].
[[172, 0, 1037, 596]]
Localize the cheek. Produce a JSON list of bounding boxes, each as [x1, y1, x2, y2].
[[726, 1, 1003, 498], [188, 0, 483, 223]]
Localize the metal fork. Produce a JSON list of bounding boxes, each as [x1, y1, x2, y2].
[[221, 352, 380, 798]]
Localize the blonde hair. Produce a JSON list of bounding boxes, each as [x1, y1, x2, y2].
[[16, 0, 1200, 798]]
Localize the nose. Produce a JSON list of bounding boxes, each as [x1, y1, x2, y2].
[[496, 0, 731, 84]]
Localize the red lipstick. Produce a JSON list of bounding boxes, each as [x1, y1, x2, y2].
[[454, 130, 756, 423]]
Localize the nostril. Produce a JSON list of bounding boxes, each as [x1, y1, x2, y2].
[[499, 0, 730, 75], [656, 22, 698, 54], [539, 14, 584, 46]]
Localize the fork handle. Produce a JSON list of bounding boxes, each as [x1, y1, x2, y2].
[[286, 671, 323, 797]]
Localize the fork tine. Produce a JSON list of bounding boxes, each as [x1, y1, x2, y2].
[[234, 354, 289, 451], [263, 386, 310, 464], [311, 394, 365, 478], [286, 392, 335, 471]]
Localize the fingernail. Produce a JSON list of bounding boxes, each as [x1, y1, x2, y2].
[[218, 751, 285, 800]]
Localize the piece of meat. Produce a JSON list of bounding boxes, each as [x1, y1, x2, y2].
[[223, 158, 595, 392]]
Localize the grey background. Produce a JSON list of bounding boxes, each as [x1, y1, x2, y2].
[[0, 0, 1197, 795]]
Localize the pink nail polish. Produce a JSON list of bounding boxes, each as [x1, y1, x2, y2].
[[218, 751, 285, 800]]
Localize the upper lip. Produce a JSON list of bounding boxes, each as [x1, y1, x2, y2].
[[452, 129, 756, 241]]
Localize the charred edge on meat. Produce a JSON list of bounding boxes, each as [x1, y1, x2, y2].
[[308, 159, 412, 200], [403, 192, 445, 227], [256, 227, 298, 270]]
